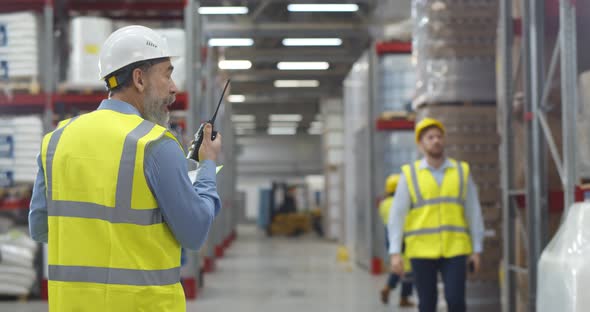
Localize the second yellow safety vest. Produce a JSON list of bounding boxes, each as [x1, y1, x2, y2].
[[401, 159, 472, 259], [42, 109, 185, 311]]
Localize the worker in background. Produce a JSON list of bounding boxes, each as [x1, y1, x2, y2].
[[28, 25, 222, 311], [378, 174, 415, 307], [388, 118, 485, 312]]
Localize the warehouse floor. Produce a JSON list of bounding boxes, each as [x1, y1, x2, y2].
[[0, 224, 418, 312]]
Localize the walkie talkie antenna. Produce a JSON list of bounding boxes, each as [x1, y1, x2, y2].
[[210, 79, 230, 124]]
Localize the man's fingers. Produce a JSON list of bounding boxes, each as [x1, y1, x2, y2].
[[203, 123, 212, 141]]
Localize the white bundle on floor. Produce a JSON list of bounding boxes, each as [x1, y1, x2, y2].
[[0, 231, 38, 295], [0, 11, 40, 80]]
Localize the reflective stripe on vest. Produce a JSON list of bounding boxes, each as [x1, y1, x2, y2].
[[405, 225, 469, 238], [49, 265, 180, 286], [45, 118, 177, 286]]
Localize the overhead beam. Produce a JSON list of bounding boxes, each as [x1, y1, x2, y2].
[[227, 68, 350, 82], [204, 22, 368, 38], [223, 48, 361, 63]]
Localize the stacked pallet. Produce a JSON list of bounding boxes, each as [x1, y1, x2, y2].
[[0, 116, 43, 186], [0, 12, 41, 93], [412, 0, 497, 107], [0, 230, 38, 296], [417, 104, 501, 283]]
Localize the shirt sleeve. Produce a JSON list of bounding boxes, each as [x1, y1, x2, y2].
[[388, 174, 411, 254], [144, 138, 221, 250], [464, 174, 485, 253], [28, 154, 48, 243]]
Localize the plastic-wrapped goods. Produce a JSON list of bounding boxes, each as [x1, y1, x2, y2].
[[0, 115, 43, 184], [153, 29, 186, 91], [412, 0, 497, 108], [377, 54, 416, 112], [66, 17, 113, 89], [577, 71, 590, 180], [0, 231, 38, 295], [537, 202, 590, 312], [0, 12, 40, 80]]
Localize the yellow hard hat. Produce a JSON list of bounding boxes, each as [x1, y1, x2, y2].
[[415, 117, 445, 143], [385, 174, 400, 194]]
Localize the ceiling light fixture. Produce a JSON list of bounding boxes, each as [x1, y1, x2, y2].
[[198, 6, 249, 15], [208, 38, 254, 47], [231, 114, 255, 122], [268, 127, 297, 135], [277, 62, 330, 71], [287, 4, 359, 12], [269, 114, 303, 122], [218, 60, 252, 70], [274, 80, 320, 88], [282, 38, 343, 46]]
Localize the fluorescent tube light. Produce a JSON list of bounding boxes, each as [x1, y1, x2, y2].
[[282, 38, 342, 46], [274, 80, 320, 88], [287, 4, 359, 12], [199, 6, 249, 15], [269, 114, 303, 122], [218, 60, 252, 70], [208, 38, 254, 47], [268, 127, 297, 135], [231, 114, 255, 122], [277, 62, 329, 70]]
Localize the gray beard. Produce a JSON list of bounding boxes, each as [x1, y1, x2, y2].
[[144, 96, 171, 128]]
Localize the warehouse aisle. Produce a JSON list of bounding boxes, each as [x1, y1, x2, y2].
[[189, 224, 416, 312], [0, 224, 417, 312]]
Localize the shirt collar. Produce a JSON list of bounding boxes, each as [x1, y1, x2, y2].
[[419, 157, 454, 170], [97, 99, 141, 116]]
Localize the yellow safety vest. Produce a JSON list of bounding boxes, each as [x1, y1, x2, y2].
[[401, 159, 472, 259], [379, 196, 412, 272], [42, 109, 185, 311]]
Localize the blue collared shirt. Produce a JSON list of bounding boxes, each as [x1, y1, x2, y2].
[[387, 158, 485, 254], [28, 99, 221, 250]]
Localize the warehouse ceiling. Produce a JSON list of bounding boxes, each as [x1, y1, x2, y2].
[[199, 0, 382, 135]]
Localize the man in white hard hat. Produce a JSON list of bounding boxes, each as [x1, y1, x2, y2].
[[28, 25, 222, 311]]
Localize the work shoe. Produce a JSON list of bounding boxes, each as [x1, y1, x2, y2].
[[399, 297, 415, 307], [380, 288, 390, 304]]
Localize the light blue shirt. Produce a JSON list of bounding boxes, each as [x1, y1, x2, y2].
[[388, 158, 485, 255], [28, 99, 221, 250]]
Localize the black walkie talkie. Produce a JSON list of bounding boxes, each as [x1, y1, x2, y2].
[[186, 79, 230, 162]]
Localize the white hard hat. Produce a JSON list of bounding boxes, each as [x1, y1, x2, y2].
[[98, 25, 177, 81]]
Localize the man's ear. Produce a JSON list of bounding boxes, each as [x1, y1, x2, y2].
[[132, 68, 146, 92]]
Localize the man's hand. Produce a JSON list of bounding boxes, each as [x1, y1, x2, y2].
[[390, 254, 404, 276], [198, 123, 222, 162], [468, 253, 481, 274]]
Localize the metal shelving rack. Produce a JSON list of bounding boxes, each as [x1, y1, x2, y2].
[[499, 0, 579, 311], [1, 0, 205, 298]]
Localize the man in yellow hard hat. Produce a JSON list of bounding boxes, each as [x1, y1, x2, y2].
[[379, 174, 414, 307], [388, 117, 484, 312]]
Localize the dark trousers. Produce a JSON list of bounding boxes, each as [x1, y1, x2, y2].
[[387, 272, 413, 297], [411, 256, 467, 312], [384, 227, 413, 297]]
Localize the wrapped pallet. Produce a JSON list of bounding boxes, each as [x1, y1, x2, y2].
[[0, 231, 38, 296], [0, 115, 43, 185], [66, 17, 113, 89], [412, 0, 497, 107], [578, 71, 590, 180], [0, 11, 41, 92]]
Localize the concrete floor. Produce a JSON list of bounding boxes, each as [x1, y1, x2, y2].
[[0, 225, 418, 312]]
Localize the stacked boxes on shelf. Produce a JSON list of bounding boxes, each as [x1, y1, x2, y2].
[[417, 105, 501, 282], [412, 0, 498, 107], [0, 116, 43, 188], [0, 11, 41, 93]]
